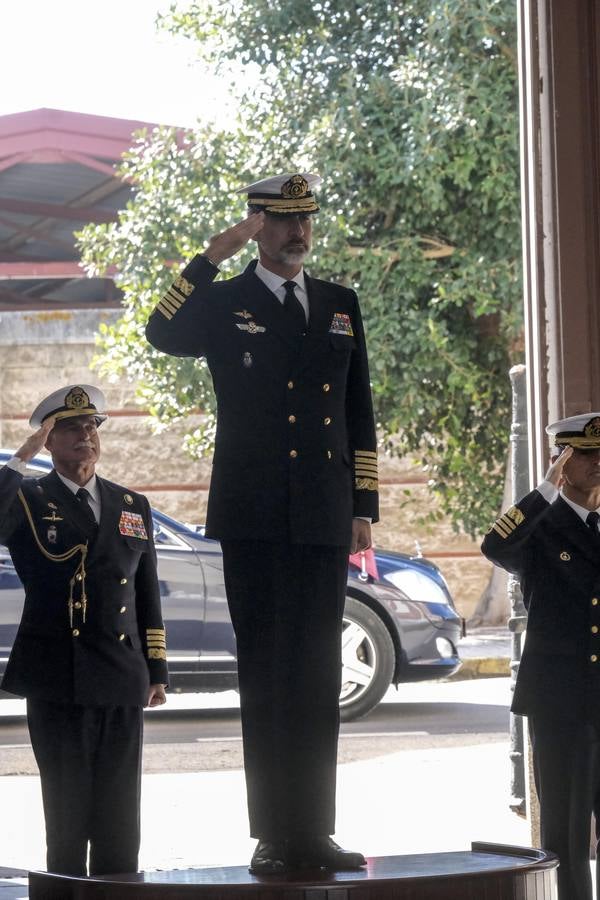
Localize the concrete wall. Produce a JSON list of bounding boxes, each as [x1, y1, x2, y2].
[[0, 309, 491, 620]]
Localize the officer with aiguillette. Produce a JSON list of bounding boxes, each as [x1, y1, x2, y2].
[[146, 173, 379, 873], [0, 385, 168, 877]]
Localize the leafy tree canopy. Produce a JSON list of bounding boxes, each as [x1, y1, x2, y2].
[[79, 0, 522, 537]]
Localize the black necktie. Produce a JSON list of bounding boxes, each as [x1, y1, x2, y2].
[[586, 511, 600, 539], [76, 487, 98, 532], [282, 280, 306, 334]]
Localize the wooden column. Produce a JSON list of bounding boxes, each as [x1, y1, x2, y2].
[[519, 0, 600, 485]]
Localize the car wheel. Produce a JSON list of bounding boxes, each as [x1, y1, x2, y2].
[[339, 596, 396, 722]]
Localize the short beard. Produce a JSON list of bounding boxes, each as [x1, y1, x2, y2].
[[278, 245, 309, 266]]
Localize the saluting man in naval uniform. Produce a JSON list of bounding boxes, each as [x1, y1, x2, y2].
[[482, 413, 600, 900], [0, 385, 168, 877], [146, 173, 379, 873]]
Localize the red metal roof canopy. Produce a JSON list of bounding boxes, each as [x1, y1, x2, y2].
[[0, 108, 159, 310]]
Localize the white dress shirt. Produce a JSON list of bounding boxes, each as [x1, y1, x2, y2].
[[56, 471, 101, 523], [254, 260, 309, 324]]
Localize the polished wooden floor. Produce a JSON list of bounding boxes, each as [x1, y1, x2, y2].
[[28, 843, 558, 899]]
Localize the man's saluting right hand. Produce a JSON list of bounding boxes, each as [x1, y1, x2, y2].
[[545, 445, 574, 487], [14, 416, 55, 464], [204, 212, 265, 266]]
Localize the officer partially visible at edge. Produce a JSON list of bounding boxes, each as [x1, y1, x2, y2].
[[145, 172, 379, 874], [0, 385, 168, 877], [481, 413, 600, 900]]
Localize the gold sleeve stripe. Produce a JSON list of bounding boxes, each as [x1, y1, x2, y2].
[[161, 295, 181, 314], [492, 520, 511, 539], [356, 477, 378, 491], [355, 463, 379, 473], [167, 285, 186, 304], [148, 648, 167, 660], [165, 289, 184, 308], [498, 515, 516, 533], [159, 295, 180, 316], [147, 629, 166, 635], [156, 302, 174, 320], [355, 450, 378, 459]]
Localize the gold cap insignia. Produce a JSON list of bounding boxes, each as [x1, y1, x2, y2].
[[584, 417, 600, 439], [281, 175, 309, 199], [65, 387, 90, 410]]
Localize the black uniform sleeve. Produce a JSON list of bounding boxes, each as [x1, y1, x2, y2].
[[480, 489, 552, 576], [145, 254, 220, 358], [0, 465, 25, 544], [347, 292, 379, 523], [134, 496, 169, 686]]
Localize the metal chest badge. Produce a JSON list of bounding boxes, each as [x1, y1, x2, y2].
[[42, 502, 62, 543], [236, 321, 266, 334], [243, 352, 253, 368]]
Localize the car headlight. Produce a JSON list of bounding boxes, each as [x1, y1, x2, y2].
[[383, 569, 450, 605]]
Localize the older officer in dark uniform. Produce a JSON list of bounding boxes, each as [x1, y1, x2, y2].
[[0, 384, 168, 877], [482, 412, 600, 900], [146, 173, 379, 873]]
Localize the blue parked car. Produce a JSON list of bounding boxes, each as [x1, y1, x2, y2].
[[0, 450, 462, 721]]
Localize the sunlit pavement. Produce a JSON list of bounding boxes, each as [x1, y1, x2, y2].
[[0, 678, 536, 897]]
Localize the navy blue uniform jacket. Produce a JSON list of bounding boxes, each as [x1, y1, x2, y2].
[[0, 465, 168, 705], [146, 256, 379, 546], [481, 489, 600, 723]]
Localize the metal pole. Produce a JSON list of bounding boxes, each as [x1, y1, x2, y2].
[[508, 363, 529, 816]]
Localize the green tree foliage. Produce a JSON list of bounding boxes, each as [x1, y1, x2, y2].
[[79, 0, 522, 537]]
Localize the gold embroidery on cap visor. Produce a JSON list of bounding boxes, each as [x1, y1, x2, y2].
[[156, 272, 196, 320], [146, 627, 167, 660], [43, 408, 102, 424], [247, 195, 319, 214], [354, 450, 378, 491], [555, 417, 600, 448]]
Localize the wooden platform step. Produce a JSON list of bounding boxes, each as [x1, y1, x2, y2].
[[28, 842, 558, 899]]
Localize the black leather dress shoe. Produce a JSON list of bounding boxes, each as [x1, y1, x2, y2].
[[289, 836, 367, 870], [249, 840, 288, 874]]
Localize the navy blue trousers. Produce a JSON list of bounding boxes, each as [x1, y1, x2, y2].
[[27, 700, 143, 876], [222, 540, 348, 840], [529, 715, 600, 900]]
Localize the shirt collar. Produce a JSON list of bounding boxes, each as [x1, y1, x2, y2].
[[560, 489, 600, 523], [255, 259, 306, 295], [56, 470, 98, 502]]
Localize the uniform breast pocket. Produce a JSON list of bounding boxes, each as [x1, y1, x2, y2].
[[122, 536, 149, 553], [329, 334, 356, 354]]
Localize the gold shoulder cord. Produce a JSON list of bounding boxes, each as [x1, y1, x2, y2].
[[17, 489, 89, 626]]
